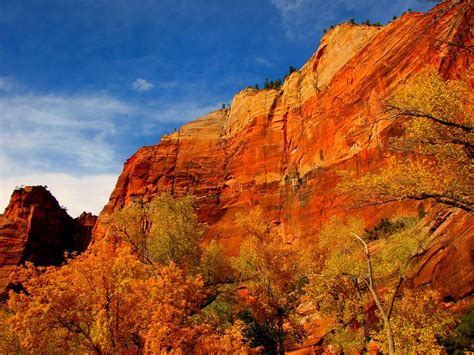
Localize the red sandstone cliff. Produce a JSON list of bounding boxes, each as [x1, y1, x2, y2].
[[0, 186, 96, 292], [91, 1, 471, 301]]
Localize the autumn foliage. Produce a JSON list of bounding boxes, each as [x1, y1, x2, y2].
[[0, 194, 463, 354], [233, 208, 307, 353], [370, 289, 454, 354], [341, 69, 473, 212], [5, 242, 241, 353], [0, 192, 246, 354], [109, 193, 204, 269]]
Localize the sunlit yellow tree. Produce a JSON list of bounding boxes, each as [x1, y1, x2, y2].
[[110, 193, 237, 310], [109, 193, 204, 271], [371, 289, 454, 354], [342, 69, 473, 211], [233, 208, 306, 354], [304, 273, 370, 353], [4, 242, 245, 353], [307, 217, 429, 355]]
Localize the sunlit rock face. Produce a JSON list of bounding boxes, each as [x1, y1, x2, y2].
[[94, 2, 472, 300], [0, 186, 96, 292]]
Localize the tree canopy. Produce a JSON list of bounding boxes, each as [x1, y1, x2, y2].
[[109, 193, 204, 270], [341, 69, 473, 212], [233, 208, 307, 353], [303, 216, 446, 354]]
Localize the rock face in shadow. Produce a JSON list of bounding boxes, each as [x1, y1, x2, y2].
[[93, 2, 473, 301], [73, 212, 97, 254], [0, 186, 96, 292]]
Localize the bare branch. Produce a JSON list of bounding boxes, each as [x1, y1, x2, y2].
[[384, 103, 473, 132]]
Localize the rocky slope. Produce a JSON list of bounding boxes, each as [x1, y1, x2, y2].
[[0, 186, 96, 292], [93, 1, 473, 301]]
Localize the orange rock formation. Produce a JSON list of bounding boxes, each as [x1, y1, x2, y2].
[[94, 2, 473, 300]]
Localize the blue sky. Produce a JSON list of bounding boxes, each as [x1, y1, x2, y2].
[[0, 0, 435, 216]]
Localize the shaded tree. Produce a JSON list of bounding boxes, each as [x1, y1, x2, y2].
[[442, 306, 474, 354]]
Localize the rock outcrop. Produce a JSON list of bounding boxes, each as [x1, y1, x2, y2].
[[0, 186, 96, 292]]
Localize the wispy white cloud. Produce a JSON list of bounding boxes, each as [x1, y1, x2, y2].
[[255, 56, 275, 67], [132, 78, 154, 92], [0, 77, 222, 214], [0, 89, 220, 172], [0, 94, 133, 172]]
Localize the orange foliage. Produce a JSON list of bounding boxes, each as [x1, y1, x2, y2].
[[5, 242, 244, 353]]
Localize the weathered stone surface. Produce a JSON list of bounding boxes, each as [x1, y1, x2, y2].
[[407, 207, 474, 302], [93, 2, 473, 299], [0, 186, 96, 291]]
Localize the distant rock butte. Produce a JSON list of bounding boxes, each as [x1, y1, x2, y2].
[[93, 2, 473, 301], [0, 186, 96, 292]]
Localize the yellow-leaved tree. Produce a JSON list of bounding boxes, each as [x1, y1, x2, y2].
[[5, 242, 209, 353], [109, 193, 237, 312], [109, 193, 204, 270], [233, 208, 307, 354], [2, 193, 246, 354], [3, 241, 245, 353], [371, 289, 454, 354], [304, 217, 445, 355], [303, 272, 370, 353], [342, 68, 473, 211]]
